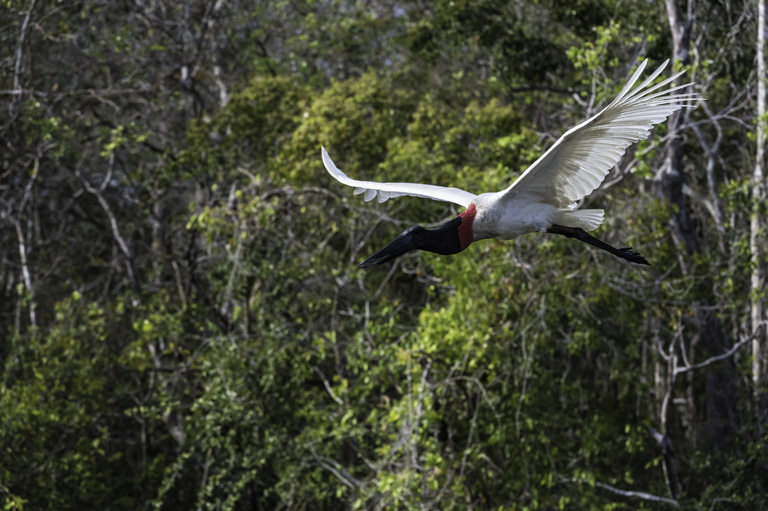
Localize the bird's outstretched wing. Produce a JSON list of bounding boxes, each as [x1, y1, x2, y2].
[[322, 147, 477, 208], [501, 59, 700, 208]]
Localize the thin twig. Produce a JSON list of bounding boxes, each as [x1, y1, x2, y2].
[[13, 0, 37, 93], [313, 366, 344, 405], [311, 451, 361, 489], [76, 165, 139, 292], [410, 359, 432, 470]]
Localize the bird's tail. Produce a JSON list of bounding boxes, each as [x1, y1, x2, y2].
[[555, 209, 605, 232]]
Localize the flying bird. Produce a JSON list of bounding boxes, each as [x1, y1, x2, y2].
[[322, 59, 699, 268]]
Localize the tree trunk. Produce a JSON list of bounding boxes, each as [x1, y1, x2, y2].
[[753, 0, 767, 424], [660, 0, 738, 451]]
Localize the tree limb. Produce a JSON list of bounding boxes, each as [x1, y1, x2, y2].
[[76, 159, 140, 293], [562, 477, 680, 507], [311, 451, 362, 489], [13, 0, 37, 93], [592, 480, 680, 507], [674, 322, 767, 376], [313, 366, 344, 406]]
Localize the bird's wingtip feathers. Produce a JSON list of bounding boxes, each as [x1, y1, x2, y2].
[[321, 146, 333, 166], [322, 146, 353, 184], [321, 146, 336, 172]]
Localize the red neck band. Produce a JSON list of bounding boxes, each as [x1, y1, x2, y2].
[[457, 204, 476, 250]]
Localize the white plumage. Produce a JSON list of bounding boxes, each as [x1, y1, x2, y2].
[[321, 59, 700, 267], [321, 148, 477, 207]]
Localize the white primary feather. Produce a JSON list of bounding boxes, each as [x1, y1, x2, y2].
[[501, 59, 700, 208], [322, 59, 699, 215], [321, 147, 477, 208]]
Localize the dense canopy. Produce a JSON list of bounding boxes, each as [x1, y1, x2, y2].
[[1, 1, 766, 509]]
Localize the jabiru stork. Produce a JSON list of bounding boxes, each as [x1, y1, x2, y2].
[[322, 60, 699, 268]]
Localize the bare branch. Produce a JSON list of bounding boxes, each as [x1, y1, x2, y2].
[[459, 392, 481, 478], [410, 358, 432, 469], [259, 185, 340, 202], [646, 426, 683, 498], [682, 184, 721, 227], [753, 0, 768, 422], [0, 157, 40, 328], [0, 86, 153, 98], [2, 213, 36, 328], [592, 480, 680, 507], [313, 366, 344, 406], [561, 477, 680, 507], [689, 102, 724, 227], [219, 216, 245, 321], [674, 323, 767, 376], [13, 0, 37, 94], [311, 451, 362, 489], [76, 164, 140, 293]]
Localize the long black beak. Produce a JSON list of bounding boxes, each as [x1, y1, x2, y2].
[[358, 226, 424, 268], [358, 217, 464, 268]]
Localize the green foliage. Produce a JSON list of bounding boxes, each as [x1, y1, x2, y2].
[[567, 21, 623, 72], [1, 296, 141, 509], [2, 0, 766, 510]]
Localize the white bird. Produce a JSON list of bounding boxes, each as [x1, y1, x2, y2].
[[322, 59, 699, 268]]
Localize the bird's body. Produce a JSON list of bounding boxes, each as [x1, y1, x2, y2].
[[468, 192, 601, 241], [322, 59, 700, 268]]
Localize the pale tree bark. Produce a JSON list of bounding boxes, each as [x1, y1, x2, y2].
[[660, 0, 697, 255], [753, 0, 767, 423], [76, 155, 140, 295], [659, 0, 738, 457]]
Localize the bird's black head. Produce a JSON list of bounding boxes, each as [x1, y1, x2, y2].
[[358, 216, 469, 268]]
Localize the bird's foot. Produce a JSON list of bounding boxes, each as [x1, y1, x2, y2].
[[618, 247, 650, 266]]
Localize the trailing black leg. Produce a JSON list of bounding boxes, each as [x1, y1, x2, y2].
[[547, 224, 650, 265]]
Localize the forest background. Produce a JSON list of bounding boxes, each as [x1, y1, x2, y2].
[[1, 0, 767, 509]]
